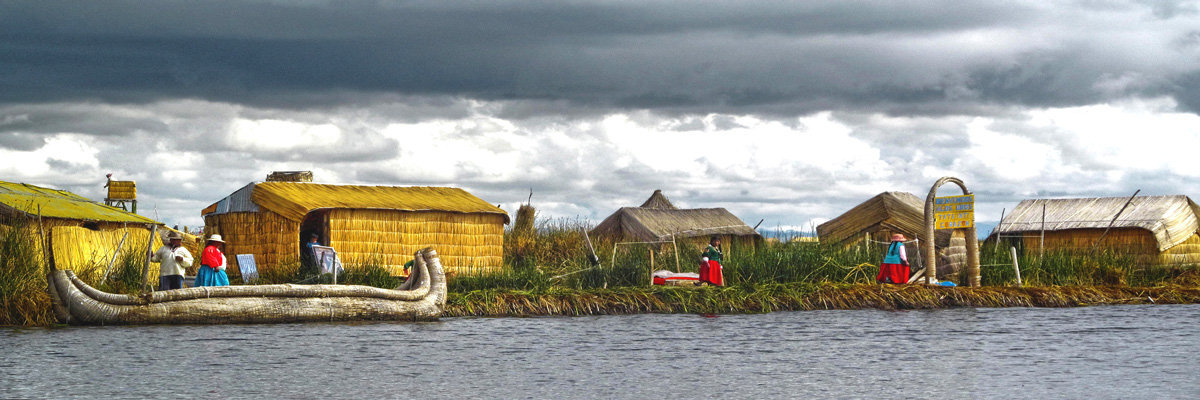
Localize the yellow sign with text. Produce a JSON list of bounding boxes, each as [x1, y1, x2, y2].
[[934, 194, 974, 230]]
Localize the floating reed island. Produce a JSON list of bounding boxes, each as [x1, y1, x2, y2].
[[5, 177, 1200, 327]]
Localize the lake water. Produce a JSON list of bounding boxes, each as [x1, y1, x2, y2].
[[3, 305, 1199, 399]]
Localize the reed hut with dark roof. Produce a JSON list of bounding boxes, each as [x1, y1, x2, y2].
[[0, 180, 163, 275], [987, 195, 1200, 265], [817, 192, 964, 278], [202, 182, 509, 277], [589, 190, 761, 251]]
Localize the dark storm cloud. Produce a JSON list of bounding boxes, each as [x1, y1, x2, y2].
[[8, 0, 1194, 115]]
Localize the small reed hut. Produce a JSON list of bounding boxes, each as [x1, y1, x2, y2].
[[817, 192, 964, 279], [988, 195, 1200, 265], [0, 180, 162, 276], [202, 182, 509, 277], [590, 190, 761, 252]]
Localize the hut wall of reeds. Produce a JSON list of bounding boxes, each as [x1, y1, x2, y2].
[[989, 195, 1200, 266], [203, 182, 508, 276], [590, 190, 762, 254], [0, 181, 161, 276]]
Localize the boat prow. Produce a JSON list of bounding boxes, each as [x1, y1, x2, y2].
[[48, 247, 447, 325]]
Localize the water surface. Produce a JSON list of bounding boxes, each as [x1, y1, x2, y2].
[[3, 305, 1198, 399]]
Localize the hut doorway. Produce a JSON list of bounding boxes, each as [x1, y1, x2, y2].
[[299, 209, 331, 248]]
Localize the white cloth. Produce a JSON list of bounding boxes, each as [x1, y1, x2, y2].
[[151, 245, 193, 276], [217, 254, 227, 271]]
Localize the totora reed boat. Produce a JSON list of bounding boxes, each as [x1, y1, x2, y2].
[[48, 247, 447, 325]]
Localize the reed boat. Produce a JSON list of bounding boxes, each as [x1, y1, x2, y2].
[[47, 247, 447, 325]]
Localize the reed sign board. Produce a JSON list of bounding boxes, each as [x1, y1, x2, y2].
[[934, 194, 974, 229]]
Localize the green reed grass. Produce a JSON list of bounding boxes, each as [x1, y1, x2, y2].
[[0, 219, 53, 326]]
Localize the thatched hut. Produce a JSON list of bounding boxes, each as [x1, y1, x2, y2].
[[817, 192, 963, 278], [202, 182, 509, 277], [589, 190, 761, 252], [0, 181, 161, 274], [988, 195, 1200, 265]]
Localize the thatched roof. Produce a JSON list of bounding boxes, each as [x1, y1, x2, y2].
[[639, 190, 677, 209], [203, 182, 509, 223], [816, 191, 950, 247], [590, 191, 758, 241], [0, 180, 157, 224], [991, 195, 1200, 251]]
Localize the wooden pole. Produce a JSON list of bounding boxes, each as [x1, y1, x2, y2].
[[1091, 189, 1141, 254], [141, 225, 157, 292], [37, 205, 50, 271], [101, 231, 130, 284], [1039, 203, 1045, 261], [582, 228, 600, 266], [1010, 246, 1023, 287], [672, 235, 680, 273], [994, 208, 1005, 253], [648, 249, 655, 287]]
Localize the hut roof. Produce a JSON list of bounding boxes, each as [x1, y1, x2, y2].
[[0, 181, 157, 224], [992, 195, 1200, 251], [205, 182, 509, 223], [816, 191, 950, 246], [638, 189, 677, 209], [591, 205, 759, 242]]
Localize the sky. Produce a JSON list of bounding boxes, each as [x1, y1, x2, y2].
[[2, 0, 1200, 232]]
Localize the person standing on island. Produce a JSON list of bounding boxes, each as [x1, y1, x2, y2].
[[876, 233, 910, 284], [151, 231, 193, 290], [699, 236, 725, 286], [195, 234, 230, 287]]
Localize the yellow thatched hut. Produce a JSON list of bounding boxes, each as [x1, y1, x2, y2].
[[589, 190, 761, 252], [0, 181, 161, 277], [988, 195, 1200, 265], [817, 192, 964, 278], [202, 182, 509, 276]]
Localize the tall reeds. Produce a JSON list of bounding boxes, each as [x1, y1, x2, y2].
[[0, 219, 53, 326]]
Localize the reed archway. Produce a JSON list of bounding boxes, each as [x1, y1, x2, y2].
[[923, 177, 981, 287]]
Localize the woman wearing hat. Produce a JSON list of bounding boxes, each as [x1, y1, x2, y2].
[[876, 233, 910, 284], [195, 234, 230, 287]]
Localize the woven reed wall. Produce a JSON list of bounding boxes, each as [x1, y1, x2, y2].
[[106, 181, 136, 200], [327, 209, 505, 275], [203, 210, 297, 278], [1017, 228, 1200, 265], [1160, 232, 1200, 265], [51, 224, 155, 281]]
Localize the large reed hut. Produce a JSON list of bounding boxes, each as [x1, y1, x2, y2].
[[589, 190, 761, 251], [0, 181, 161, 275], [202, 182, 509, 276], [988, 195, 1200, 265], [817, 192, 963, 277]]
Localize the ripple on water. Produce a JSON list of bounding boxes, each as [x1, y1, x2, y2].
[[2, 304, 1199, 399]]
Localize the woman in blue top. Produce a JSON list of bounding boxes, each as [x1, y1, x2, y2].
[[876, 233, 910, 284]]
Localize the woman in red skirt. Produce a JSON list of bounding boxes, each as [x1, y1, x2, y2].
[[876, 233, 910, 284], [699, 236, 725, 286]]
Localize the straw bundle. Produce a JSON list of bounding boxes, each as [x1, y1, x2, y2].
[[105, 181, 136, 200]]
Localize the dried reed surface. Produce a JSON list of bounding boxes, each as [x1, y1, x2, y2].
[[443, 284, 1200, 317], [446, 216, 1200, 317]]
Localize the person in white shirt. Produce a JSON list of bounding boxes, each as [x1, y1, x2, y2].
[[150, 231, 193, 290]]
